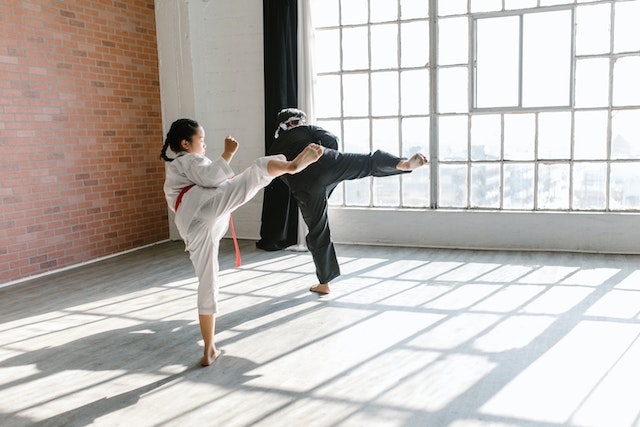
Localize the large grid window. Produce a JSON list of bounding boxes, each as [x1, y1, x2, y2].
[[311, 0, 640, 212]]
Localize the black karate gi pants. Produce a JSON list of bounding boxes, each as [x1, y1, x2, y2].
[[281, 148, 409, 284]]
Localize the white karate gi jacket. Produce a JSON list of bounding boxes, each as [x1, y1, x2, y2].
[[163, 153, 283, 314]]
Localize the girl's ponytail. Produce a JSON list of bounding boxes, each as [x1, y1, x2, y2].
[[160, 139, 173, 162]]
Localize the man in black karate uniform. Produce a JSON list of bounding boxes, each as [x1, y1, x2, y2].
[[269, 108, 428, 295]]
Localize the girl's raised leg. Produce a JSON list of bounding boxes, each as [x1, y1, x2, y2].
[[267, 144, 323, 176]]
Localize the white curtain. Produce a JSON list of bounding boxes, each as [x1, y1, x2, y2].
[[297, 0, 315, 123], [288, 0, 316, 251]]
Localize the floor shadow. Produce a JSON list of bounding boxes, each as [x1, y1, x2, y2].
[[0, 320, 194, 381], [27, 354, 263, 427], [0, 241, 193, 324]]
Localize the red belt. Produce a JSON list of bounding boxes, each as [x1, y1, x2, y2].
[[174, 184, 241, 267], [174, 184, 195, 211]]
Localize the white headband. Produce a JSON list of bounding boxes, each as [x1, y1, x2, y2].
[[274, 117, 305, 138]]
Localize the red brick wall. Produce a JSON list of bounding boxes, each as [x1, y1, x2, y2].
[[0, 0, 168, 284]]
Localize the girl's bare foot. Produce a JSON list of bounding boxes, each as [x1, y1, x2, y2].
[[397, 153, 428, 170], [201, 346, 222, 367], [310, 283, 330, 294], [289, 144, 323, 173]]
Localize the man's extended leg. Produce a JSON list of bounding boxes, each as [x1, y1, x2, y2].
[[289, 148, 426, 294], [319, 149, 410, 186]]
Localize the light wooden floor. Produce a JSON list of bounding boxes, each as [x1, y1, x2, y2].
[[1, 240, 640, 427]]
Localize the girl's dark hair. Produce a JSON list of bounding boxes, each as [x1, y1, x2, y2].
[[160, 118, 200, 162]]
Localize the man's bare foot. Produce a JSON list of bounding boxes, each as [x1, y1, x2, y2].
[[289, 144, 323, 173], [310, 283, 330, 294], [201, 346, 222, 367], [397, 153, 428, 170]]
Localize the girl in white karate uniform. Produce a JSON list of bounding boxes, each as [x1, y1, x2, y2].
[[161, 118, 322, 366]]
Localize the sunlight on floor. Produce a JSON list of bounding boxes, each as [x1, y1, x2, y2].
[[1, 243, 639, 426]]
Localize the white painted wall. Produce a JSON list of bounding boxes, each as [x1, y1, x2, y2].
[[155, 0, 265, 241], [330, 209, 640, 255], [155, 1, 640, 254]]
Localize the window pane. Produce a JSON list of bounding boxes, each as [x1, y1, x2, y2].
[[613, 57, 640, 107], [402, 117, 430, 158], [346, 179, 371, 206], [540, 0, 572, 5], [343, 73, 369, 117], [573, 162, 607, 210], [372, 72, 399, 116], [311, 0, 339, 27], [576, 4, 611, 55], [401, 0, 429, 20], [505, 0, 537, 10], [371, 0, 398, 23], [538, 112, 571, 160], [471, 0, 501, 13], [315, 29, 341, 73], [401, 69, 429, 115], [343, 118, 370, 152], [611, 110, 640, 160], [439, 115, 468, 161], [504, 163, 534, 209], [373, 176, 400, 206], [504, 113, 535, 160], [438, 17, 468, 65], [439, 67, 468, 113], [341, 0, 368, 25], [538, 163, 570, 210], [471, 163, 501, 208], [344, 116, 373, 198], [438, 0, 467, 16], [610, 162, 640, 210], [342, 27, 369, 70], [401, 21, 429, 68], [402, 124, 429, 207], [574, 110, 608, 160], [471, 114, 501, 161], [403, 166, 430, 207], [575, 58, 609, 108], [371, 24, 398, 70], [329, 182, 344, 205], [328, 183, 344, 205], [372, 118, 399, 154], [315, 75, 342, 118], [475, 16, 520, 108], [439, 164, 468, 207], [316, 120, 342, 148], [614, 1, 640, 53], [522, 10, 572, 107]]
